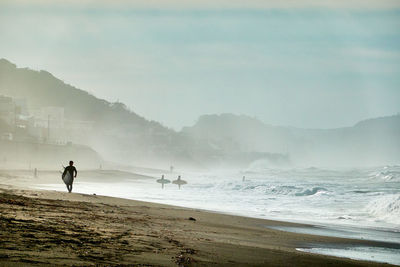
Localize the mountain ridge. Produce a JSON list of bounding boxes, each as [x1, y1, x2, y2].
[[1, 59, 287, 168], [1, 58, 399, 168], [2, 58, 398, 132]]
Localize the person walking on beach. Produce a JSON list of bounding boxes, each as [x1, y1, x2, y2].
[[63, 161, 77, 193]]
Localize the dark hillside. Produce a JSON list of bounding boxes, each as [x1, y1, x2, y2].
[[0, 58, 167, 132], [0, 59, 280, 168]]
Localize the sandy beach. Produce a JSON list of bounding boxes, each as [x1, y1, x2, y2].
[[0, 169, 396, 266]]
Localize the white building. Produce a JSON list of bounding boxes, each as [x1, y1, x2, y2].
[[0, 95, 15, 125], [31, 106, 94, 144], [14, 98, 29, 115], [30, 106, 65, 143], [33, 106, 65, 129]]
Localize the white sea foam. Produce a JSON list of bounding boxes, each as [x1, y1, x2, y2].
[[36, 165, 400, 265], [38, 165, 400, 232], [366, 194, 400, 225], [371, 166, 400, 181], [295, 187, 328, 196], [297, 247, 400, 266]]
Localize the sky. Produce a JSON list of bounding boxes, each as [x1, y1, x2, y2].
[[1, 0, 399, 130]]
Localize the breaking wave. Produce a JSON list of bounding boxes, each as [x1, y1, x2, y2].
[[366, 194, 400, 225], [295, 187, 328, 196], [371, 166, 400, 181], [210, 181, 328, 197]]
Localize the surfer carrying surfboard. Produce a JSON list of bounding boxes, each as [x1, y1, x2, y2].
[[62, 161, 77, 193]]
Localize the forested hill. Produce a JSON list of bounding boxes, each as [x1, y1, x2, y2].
[[182, 113, 400, 166], [0, 59, 180, 166], [0, 58, 168, 132], [0, 59, 282, 168]]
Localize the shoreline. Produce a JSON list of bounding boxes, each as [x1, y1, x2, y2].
[[0, 169, 398, 266], [0, 189, 395, 266], [32, 169, 400, 234]]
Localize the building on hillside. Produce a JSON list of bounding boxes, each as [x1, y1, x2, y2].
[[0, 96, 32, 141], [33, 106, 65, 129], [0, 95, 15, 125], [30, 106, 65, 143], [1, 99, 95, 145], [14, 98, 29, 116], [30, 106, 94, 145]]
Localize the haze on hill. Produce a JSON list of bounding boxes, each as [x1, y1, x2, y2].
[[1, 59, 399, 169]]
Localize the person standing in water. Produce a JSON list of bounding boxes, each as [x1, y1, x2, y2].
[[63, 161, 77, 193]]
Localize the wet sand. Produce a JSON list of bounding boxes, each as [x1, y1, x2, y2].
[[0, 170, 396, 266]]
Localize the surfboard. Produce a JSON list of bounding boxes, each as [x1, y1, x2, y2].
[[156, 178, 171, 184], [157, 177, 170, 189], [62, 171, 73, 185], [172, 179, 187, 185]]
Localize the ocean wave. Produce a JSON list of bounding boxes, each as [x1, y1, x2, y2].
[[295, 187, 328, 196], [366, 194, 400, 225], [371, 166, 400, 181], [268, 185, 301, 195], [353, 190, 372, 194], [211, 181, 329, 197]]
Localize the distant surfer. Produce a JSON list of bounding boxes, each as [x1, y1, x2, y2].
[[157, 174, 170, 189], [62, 161, 77, 193], [172, 175, 187, 189]]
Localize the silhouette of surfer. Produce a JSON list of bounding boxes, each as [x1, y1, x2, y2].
[[157, 174, 170, 189], [172, 175, 187, 189], [63, 161, 77, 193]]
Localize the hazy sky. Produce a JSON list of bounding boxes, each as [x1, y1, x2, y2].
[[1, 1, 399, 130]]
